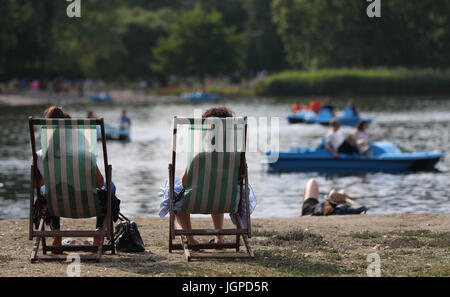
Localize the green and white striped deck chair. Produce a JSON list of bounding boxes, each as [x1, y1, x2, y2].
[[168, 116, 254, 260], [28, 117, 115, 262]]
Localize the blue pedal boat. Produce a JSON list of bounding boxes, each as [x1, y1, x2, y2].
[[91, 92, 113, 102], [97, 124, 130, 140], [288, 107, 373, 127], [287, 109, 317, 123], [266, 141, 443, 173], [181, 91, 219, 101]]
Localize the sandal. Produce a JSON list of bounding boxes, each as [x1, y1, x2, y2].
[[209, 238, 225, 250]]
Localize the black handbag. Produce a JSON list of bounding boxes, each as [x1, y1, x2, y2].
[[113, 213, 146, 253]]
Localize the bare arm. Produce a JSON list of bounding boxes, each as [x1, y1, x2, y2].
[[326, 142, 339, 158], [182, 168, 187, 188], [96, 166, 104, 188]]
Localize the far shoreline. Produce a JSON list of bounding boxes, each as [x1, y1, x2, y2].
[[1, 90, 449, 107]]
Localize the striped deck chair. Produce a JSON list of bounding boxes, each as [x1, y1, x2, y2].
[[168, 116, 254, 260], [28, 117, 114, 262]]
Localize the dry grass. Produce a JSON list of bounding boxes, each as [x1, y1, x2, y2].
[[0, 214, 448, 277]]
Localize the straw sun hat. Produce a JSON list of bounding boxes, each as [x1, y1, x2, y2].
[[324, 189, 355, 206]]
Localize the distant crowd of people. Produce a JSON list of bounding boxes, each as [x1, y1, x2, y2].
[[7, 77, 108, 97], [292, 97, 359, 117]]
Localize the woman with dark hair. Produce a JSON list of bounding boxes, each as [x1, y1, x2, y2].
[[158, 107, 257, 245], [33, 106, 112, 252], [352, 120, 372, 156]]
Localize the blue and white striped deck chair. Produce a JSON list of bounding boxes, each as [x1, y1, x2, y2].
[[168, 116, 254, 260], [28, 117, 114, 262]]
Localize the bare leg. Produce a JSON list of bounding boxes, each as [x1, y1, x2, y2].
[[211, 213, 224, 243], [304, 179, 319, 201], [177, 212, 199, 245]]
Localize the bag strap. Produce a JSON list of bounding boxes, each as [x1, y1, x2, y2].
[[118, 212, 129, 222], [106, 212, 130, 245]]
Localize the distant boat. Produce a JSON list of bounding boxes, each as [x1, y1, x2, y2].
[[181, 91, 219, 101], [97, 124, 129, 140], [91, 92, 113, 102], [267, 141, 443, 173], [288, 107, 373, 127]]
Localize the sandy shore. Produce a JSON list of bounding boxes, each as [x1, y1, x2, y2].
[[0, 214, 448, 277], [0, 91, 180, 106]]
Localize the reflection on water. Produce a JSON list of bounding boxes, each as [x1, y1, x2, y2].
[[0, 97, 449, 219]]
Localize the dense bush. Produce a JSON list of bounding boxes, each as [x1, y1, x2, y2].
[[255, 69, 450, 96]]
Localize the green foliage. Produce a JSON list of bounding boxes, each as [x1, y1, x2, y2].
[[151, 4, 246, 81], [272, 0, 450, 69], [255, 69, 450, 96], [2, 0, 450, 85], [244, 0, 287, 71]]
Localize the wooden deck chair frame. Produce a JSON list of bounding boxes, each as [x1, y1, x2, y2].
[[168, 116, 254, 261], [28, 117, 114, 262]]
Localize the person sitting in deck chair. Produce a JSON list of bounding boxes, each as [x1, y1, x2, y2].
[[32, 106, 116, 251], [158, 107, 257, 246], [301, 179, 368, 216]]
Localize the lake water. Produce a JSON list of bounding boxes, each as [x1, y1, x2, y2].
[[0, 96, 449, 219]]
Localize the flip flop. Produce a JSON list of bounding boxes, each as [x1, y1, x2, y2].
[[209, 238, 225, 250]]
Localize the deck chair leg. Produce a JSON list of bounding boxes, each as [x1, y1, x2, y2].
[[242, 234, 254, 258], [180, 235, 191, 261], [30, 236, 41, 262], [235, 234, 240, 252], [236, 215, 253, 258], [41, 221, 47, 254], [101, 216, 114, 255], [30, 218, 44, 262], [169, 212, 175, 253], [96, 235, 105, 262]]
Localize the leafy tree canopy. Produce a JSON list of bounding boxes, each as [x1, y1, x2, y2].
[[151, 4, 246, 81]]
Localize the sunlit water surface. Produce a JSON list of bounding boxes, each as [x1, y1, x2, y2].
[[0, 96, 449, 219]]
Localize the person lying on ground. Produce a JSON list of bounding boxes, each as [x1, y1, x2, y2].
[[301, 179, 368, 216]]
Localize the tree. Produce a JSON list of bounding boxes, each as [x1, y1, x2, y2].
[[244, 0, 287, 72], [151, 4, 246, 83], [271, 0, 450, 69]]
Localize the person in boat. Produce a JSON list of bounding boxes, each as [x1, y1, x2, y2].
[[351, 120, 371, 156], [326, 119, 359, 158], [119, 108, 131, 130], [32, 106, 117, 251], [321, 97, 335, 116], [301, 179, 368, 216], [308, 99, 321, 114], [87, 110, 96, 118], [158, 107, 257, 246], [346, 99, 359, 117], [292, 102, 303, 113]]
